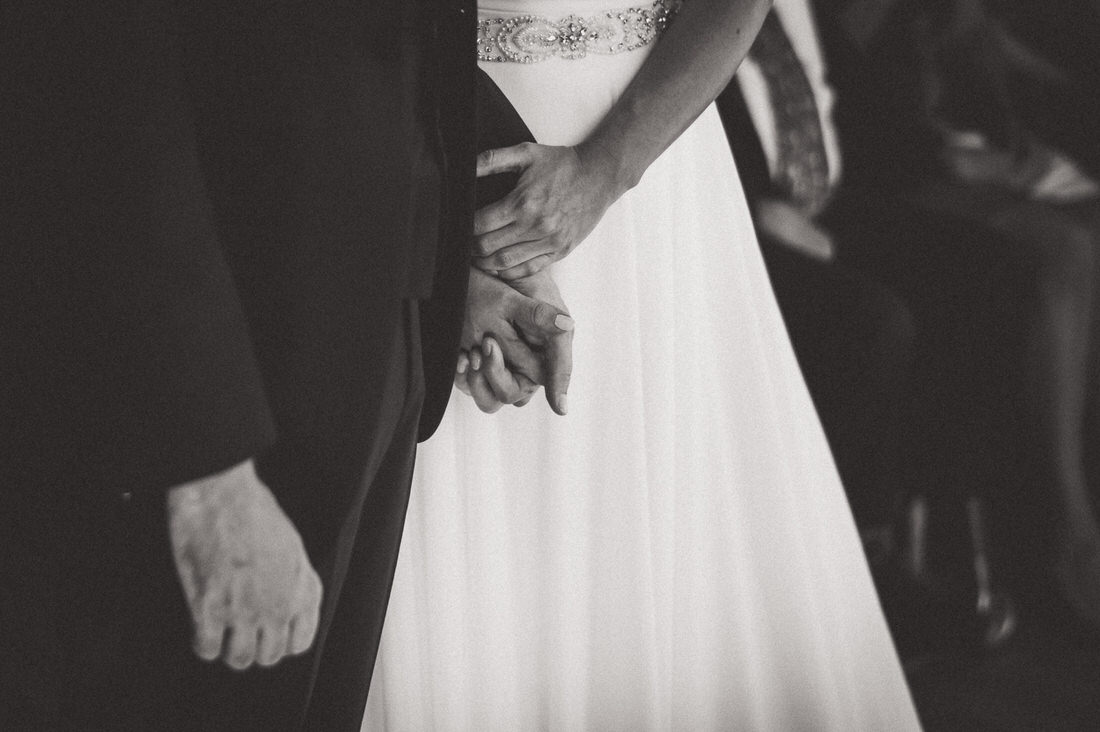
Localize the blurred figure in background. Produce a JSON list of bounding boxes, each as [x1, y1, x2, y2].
[[817, 0, 1100, 633], [716, 0, 916, 580], [717, 0, 1016, 659], [986, 0, 1100, 178]]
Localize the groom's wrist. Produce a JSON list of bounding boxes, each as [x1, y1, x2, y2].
[[166, 459, 259, 517]]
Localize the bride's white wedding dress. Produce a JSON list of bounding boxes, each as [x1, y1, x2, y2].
[[364, 1, 921, 729]]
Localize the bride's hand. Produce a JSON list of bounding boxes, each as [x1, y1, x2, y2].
[[472, 141, 626, 280]]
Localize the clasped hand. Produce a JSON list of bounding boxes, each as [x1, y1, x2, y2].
[[472, 142, 621, 280], [458, 267, 574, 415]]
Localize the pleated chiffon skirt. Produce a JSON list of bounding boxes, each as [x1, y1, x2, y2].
[[365, 3, 921, 729]]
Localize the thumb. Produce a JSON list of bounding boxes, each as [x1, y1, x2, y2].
[[544, 328, 573, 416], [515, 296, 574, 340], [477, 144, 534, 178]]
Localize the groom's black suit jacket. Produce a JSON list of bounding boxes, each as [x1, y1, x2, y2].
[[1, 1, 474, 727], [1, 0, 473, 496]]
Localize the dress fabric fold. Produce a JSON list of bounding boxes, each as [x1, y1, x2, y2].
[[365, 2, 922, 729]]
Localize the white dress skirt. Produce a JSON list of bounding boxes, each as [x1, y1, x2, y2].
[[364, 1, 922, 729]]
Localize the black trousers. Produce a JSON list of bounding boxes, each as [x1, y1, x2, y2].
[[0, 299, 425, 732]]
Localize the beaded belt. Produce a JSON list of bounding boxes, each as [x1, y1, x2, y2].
[[477, 0, 682, 63]]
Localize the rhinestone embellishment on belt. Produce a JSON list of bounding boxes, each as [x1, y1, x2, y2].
[[477, 0, 682, 63]]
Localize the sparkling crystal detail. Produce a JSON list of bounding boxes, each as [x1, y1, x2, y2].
[[476, 0, 681, 63]]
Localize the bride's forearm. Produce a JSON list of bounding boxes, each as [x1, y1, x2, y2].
[[581, 0, 773, 194], [471, 0, 771, 280]]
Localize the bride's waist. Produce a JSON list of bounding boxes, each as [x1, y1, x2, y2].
[[479, 0, 666, 14], [477, 0, 680, 64]]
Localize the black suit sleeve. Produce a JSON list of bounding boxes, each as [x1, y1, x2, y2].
[[1, 1, 275, 494]]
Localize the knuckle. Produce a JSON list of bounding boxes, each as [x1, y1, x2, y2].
[[474, 237, 494, 257], [495, 249, 520, 269], [262, 604, 291, 626], [195, 578, 228, 611], [518, 197, 540, 220], [531, 301, 551, 326], [239, 608, 264, 627]]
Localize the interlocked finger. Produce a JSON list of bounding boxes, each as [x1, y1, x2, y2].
[[455, 352, 473, 395], [479, 338, 539, 404], [467, 368, 505, 413], [495, 332, 544, 384]]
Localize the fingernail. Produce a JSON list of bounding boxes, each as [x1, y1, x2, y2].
[[556, 393, 569, 415], [470, 351, 482, 370], [554, 314, 575, 332], [484, 339, 495, 357], [456, 358, 468, 374]]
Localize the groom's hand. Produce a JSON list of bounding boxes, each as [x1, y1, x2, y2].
[[167, 460, 323, 671], [463, 267, 574, 414]]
